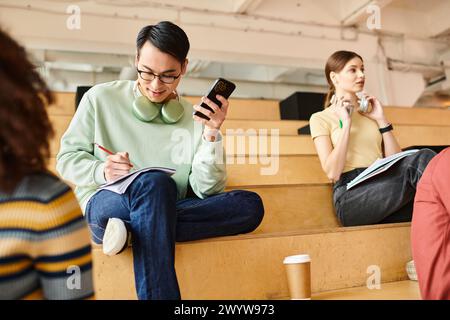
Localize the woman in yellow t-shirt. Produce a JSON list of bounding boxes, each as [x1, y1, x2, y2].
[[309, 50, 436, 227]]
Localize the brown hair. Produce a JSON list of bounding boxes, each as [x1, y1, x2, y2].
[[0, 28, 54, 193], [324, 50, 363, 108]]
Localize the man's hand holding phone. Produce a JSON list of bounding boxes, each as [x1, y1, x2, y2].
[[193, 95, 229, 141], [192, 78, 236, 142]]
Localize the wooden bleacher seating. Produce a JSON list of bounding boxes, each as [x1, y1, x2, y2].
[[46, 92, 450, 299]]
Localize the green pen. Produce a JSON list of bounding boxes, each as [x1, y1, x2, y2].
[[339, 119, 343, 129]]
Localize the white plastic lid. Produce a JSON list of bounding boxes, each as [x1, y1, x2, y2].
[[283, 254, 311, 264]]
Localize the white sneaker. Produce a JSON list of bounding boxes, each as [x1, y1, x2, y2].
[[406, 260, 418, 281], [102, 218, 130, 256]]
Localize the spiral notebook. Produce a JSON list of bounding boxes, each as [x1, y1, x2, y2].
[[346, 149, 419, 190], [99, 167, 176, 194]]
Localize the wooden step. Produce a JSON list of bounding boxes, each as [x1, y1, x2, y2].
[[224, 135, 316, 156], [48, 114, 450, 157], [182, 96, 281, 121], [313, 280, 420, 300], [223, 119, 450, 138], [227, 156, 329, 186], [54, 114, 450, 157], [48, 156, 337, 233], [49, 122, 450, 159], [234, 184, 338, 234], [92, 223, 412, 299], [48, 155, 330, 187], [394, 125, 450, 147], [48, 157, 337, 233], [384, 107, 450, 126], [222, 119, 307, 135], [50, 92, 450, 125], [225, 132, 450, 156], [48, 92, 76, 116], [47, 116, 311, 157], [47, 115, 317, 157], [49, 115, 71, 158], [48, 92, 281, 120]]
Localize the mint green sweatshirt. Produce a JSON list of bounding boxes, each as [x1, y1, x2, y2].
[[56, 80, 227, 213]]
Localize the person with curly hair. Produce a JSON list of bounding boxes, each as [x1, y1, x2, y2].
[[0, 28, 94, 300]]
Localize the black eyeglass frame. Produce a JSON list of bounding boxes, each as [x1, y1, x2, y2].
[[136, 68, 182, 84]]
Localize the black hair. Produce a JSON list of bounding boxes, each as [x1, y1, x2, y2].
[[136, 21, 190, 63]]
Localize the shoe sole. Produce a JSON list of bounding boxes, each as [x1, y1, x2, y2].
[[103, 218, 128, 256]]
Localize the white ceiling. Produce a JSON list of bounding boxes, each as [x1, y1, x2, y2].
[[27, 0, 450, 38], [2, 0, 450, 103]]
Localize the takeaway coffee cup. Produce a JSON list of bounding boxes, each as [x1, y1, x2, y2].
[[283, 254, 311, 300]]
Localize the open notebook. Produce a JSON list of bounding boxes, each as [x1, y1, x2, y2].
[[99, 167, 176, 194], [346, 149, 419, 190]]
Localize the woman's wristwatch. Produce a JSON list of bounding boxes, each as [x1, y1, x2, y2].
[[379, 123, 393, 134]]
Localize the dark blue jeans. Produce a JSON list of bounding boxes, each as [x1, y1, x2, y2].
[[85, 171, 264, 300], [333, 149, 436, 227]]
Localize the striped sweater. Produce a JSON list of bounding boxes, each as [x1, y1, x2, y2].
[[0, 172, 94, 300]]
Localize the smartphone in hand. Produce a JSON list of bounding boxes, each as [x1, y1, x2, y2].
[[194, 78, 236, 121]]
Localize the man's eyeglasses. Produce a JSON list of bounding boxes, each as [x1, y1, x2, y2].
[[136, 68, 181, 84]]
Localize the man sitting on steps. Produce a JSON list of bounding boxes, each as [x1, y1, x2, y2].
[[56, 21, 264, 300]]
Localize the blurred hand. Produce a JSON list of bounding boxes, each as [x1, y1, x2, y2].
[[332, 95, 352, 123]]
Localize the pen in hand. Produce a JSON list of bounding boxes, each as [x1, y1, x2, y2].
[[94, 143, 135, 166], [94, 143, 137, 181], [94, 143, 115, 156]]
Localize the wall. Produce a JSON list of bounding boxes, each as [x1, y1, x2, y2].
[[1, 0, 447, 105]]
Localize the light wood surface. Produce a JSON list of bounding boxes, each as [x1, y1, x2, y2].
[[92, 223, 412, 299], [237, 184, 339, 233], [313, 280, 420, 300], [47, 92, 76, 116], [48, 155, 331, 187], [50, 92, 450, 125], [49, 117, 450, 158], [225, 132, 450, 156], [46, 92, 442, 300], [226, 156, 329, 186], [222, 119, 450, 138], [183, 95, 281, 121], [48, 159, 336, 232]]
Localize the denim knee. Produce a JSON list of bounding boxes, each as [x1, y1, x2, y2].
[[229, 190, 265, 232], [131, 171, 177, 194], [414, 149, 436, 172]]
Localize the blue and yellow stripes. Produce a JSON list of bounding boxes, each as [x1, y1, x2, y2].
[[0, 254, 34, 282], [35, 245, 92, 277], [0, 172, 94, 299]]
